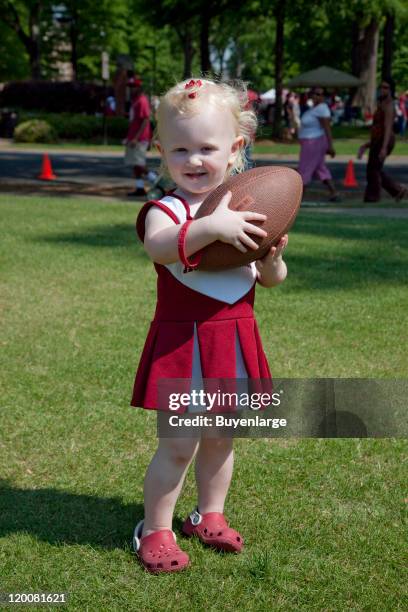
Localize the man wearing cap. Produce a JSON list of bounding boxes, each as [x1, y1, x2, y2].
[[124, 78, 157, 197]]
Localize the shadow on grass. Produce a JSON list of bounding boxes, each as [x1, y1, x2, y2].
[[283, 213, 408, 290], [31, 213, 408, 289], [0, 479, 144, 550], [34, 223, 149, 259], [284, 250, 407, 291], [294, 212, 408, 243]]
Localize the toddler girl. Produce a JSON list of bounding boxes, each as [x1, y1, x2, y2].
[[130, 78, 288, 573]]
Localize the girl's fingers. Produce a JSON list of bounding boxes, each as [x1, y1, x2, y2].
[[275, 235, 288, 251], [272, 242, 287, 257], [234, 239, 247, 253], [239, 232, 260, 250], [243, 222, 268, 237], [242, 211, 267, 221]]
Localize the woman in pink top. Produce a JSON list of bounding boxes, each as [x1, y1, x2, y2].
[[297, 87, 340, 202]]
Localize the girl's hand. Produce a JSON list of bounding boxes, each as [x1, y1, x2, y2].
[[209, 191, 268, 253], [260, 234, 288, 263], [327, 146, 336, 158], [271, 234, 288, 259], [256, 235, 288, 287]]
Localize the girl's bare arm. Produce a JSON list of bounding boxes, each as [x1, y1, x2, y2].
[[144, 192, 267, 265]]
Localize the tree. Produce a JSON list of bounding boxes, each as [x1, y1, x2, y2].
[[382, 12, 394, 82], [136, 0, 244, 78], [0, 20, 30, 80], [381, 2, 408, 84], [392, 14, 408, 90], [351, 16, 380, 114], [0, 0, 48, 79], [135, 0, 200, 78], [347, 1, 406, 113], [272, 0, 286, 137]]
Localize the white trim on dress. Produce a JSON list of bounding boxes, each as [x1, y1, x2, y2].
[[160, 195, 257, 305]]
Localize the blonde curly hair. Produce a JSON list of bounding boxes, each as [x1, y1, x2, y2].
[[156, 78, 257, 175]]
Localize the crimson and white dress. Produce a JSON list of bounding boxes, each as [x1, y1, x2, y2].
[[130, 193, 272, 413]]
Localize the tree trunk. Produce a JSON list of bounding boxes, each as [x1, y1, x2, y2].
[[200, 5, 212, 74], [272, 0, 285, 139], [233, 44, 244, 79], [1, 0, 43, 79], [382, 12, 394, 83], [351, 18, 379, 115], [175, 26, 195, 79], [69, 6, 79, 81], [183, 30, 194, 78], [216, 47, 225, 79], [28, 1, 42, 79]]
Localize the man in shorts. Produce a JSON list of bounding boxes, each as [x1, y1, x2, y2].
[[124, 77, 157, 197]]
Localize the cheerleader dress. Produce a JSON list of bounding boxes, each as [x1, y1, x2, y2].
[[130, 193, 272, 413]]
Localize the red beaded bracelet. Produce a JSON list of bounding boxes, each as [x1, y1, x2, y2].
[[177, 220, 203, 273]]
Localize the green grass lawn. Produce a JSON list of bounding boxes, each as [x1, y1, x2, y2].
[[1, 195, 407, 610], [253, 139, 408, 156], [11, 135, 408, 157], [13, 126, 408, 157], [12, 141, 125, 153], [259, 124, 373, 140], [254, 125, 408, 155]]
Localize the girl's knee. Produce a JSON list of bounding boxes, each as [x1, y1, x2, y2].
[[199, 436, 233, 453], [159, 437, 199, 465]]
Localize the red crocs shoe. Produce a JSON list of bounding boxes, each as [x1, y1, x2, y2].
[[182, 508, 244, 553], [133, 520, 190, 573]]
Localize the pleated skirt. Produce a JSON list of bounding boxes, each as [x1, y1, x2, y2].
[[130, 265, 272, 412]]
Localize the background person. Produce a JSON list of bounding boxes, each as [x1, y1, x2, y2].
[[124, 77, 157, 197], [358, 80, 407, 202], [297, 87, 340, 202]]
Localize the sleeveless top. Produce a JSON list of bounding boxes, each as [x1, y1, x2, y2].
[[130, 193, 272, 412]]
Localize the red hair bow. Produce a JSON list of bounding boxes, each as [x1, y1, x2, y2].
[[185, 79, 202, 98]]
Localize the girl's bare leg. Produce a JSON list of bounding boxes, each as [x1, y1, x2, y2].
[[142, 436, 199, 537], [194, 437, 234, 514]]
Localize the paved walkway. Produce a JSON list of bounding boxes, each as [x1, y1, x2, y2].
[[0, 139, 406, 217], [1, 138, 407, 164]]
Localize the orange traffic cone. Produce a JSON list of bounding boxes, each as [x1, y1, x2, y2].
[[343, 159, 358, 187], [38, 153, 56, 180]]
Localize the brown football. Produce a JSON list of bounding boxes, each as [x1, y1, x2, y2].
[[195, 166, 302, 270]]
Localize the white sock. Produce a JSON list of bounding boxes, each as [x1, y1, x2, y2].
[[135, 179, 144, 189]]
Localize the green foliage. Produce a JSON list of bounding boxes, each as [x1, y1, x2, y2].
[[392, 18, 408, 90], [16, 112, 128, 142], [1, 0, 407, 92], [0, 22, 29, 81], [285, 3, 353, 77], [218, 13, 276, 90], [125, 24, 185, 94], [393, 46, 408, 90], [13, 119, 58, 143]]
